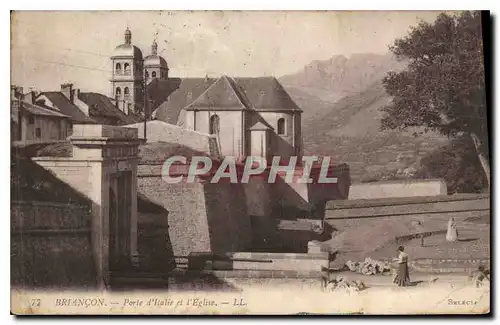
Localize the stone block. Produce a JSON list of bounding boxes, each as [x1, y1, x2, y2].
[[308, 240, 322, 254]]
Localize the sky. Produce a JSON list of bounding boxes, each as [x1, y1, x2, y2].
[[11, 11, 449, 95]]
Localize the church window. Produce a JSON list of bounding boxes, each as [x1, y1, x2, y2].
[[115, 87, 121, 98], [115, 63, 122, 74], [124, 87, 130, 99], [124, 63, 131, 75], [145, 71, 149, 78], [277, 118, 285, 135], [152, 71, 157, 78], [209, 114, 220, 135]]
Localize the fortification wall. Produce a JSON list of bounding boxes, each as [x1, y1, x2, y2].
[[128, 121, 217, 155], [327, 193, 490, 219], [138, 164, 252, 259], [244, 177, 273, 217], [348, 179, 447, 199], [11, 201, 97, 289]]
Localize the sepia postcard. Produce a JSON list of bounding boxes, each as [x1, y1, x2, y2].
[[10, 10, 491, 315]]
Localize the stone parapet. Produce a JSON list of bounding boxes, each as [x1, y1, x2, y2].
[[71, 124, 139, 139]]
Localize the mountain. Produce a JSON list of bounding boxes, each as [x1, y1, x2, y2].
[[280, 53, 448, 183], [280, 52, 407, 121]]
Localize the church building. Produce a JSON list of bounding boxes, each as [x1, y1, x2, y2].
[[111, 27, 303, 161]]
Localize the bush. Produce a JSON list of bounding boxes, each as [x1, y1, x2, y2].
[[415, 136, 488, 194]]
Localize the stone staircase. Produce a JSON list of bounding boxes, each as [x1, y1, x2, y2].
[[108, 270, 170, 290]]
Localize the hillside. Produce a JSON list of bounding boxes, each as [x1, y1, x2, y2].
[[301, 82, 448, 182], [280, 52, 407, 121], [280, 53, 448, 183]]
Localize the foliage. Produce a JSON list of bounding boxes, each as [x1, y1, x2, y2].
[[414, 136, 487, 193], [381, 11, 489, 188], [382, 11, 487, 143]]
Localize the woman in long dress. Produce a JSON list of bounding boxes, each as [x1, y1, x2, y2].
[[446, 217, 458, 242], [393, 246, 411, 287]]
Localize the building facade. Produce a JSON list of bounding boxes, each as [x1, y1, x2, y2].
[[182, 76, 303, 161], [11, 86, 71, 144]]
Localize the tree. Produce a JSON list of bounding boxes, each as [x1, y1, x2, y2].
[[415, 135, 488, 193], [381, 11, 490, 189]]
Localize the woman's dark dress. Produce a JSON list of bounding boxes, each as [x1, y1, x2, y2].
[[393, 251, 411, 287]]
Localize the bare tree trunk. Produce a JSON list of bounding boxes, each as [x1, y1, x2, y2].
[[470, 132, 490, 190]]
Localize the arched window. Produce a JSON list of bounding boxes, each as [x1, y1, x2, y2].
[[152, 71, 157, 78], [277, 118, 285, 135], [124, 87, 130, 99], [115, 63, 121, 74], [115, 87, 121, 97], [209, 114, 220, 135], [124, 63, 130, 75], [145, 70, 149, 78]]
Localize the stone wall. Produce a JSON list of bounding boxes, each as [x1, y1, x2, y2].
[[127, 120, 218, 156], [138, 164, 252, 260], [204, 182, 252, 253], [243, 177, 273, 217], [327, 193, 490, 219], [11, 201, 97, 289], [137, 211, 174, 272], [348, 179, 447, 199]]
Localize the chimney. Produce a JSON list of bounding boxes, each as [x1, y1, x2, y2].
[[25, 89, 39, 104], [16, 86, 24, 97], [61, 83, 74, 103], [10, 85, 16, 100]]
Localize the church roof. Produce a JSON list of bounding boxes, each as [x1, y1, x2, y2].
[[146, 78, 180, 111], [234, 77, 302, 112], [151, 76, 302, 124], [151, 77, 217, 124], [185, 76, 249, 111], [151, 76, 301, 124]]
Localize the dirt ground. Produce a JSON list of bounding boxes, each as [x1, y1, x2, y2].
[[221, 273, 490, 314], [325, 214, 490, 268]]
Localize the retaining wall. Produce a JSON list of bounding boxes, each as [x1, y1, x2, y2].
[[348, 179, 447, 199], [11, 201, 97, 289]]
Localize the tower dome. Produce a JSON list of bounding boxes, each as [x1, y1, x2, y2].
[[111, 27, 143, 59], [144, 40, 168, 69]]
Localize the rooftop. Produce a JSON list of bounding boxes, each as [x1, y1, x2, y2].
[[39, 92, 95, 124], [78, 92, 142, 125], [151, 76, 302, 125]]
